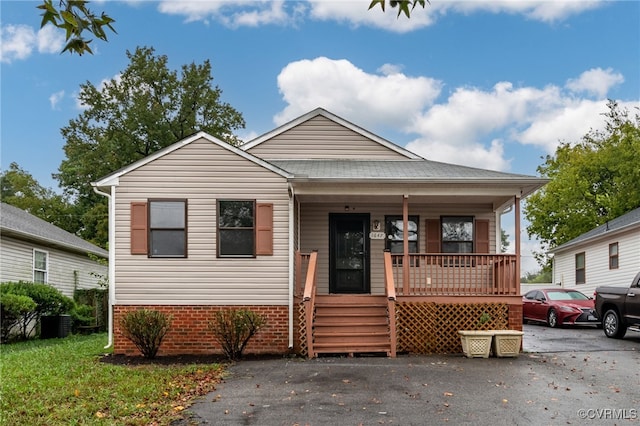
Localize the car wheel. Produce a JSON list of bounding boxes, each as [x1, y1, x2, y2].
[[603, 309, 627, 339], [547, 309, 558, 328]]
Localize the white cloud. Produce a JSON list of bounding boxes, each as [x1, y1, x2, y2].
[[154, 0, 605, 31], [274, 57, 634, 172], [49, 90, 65, 110], [309, 1, 436, 33], [450, 0, 604, 23], [37, 24, 65, 54], [157, 0, 302, 27], [0, 24, 36, 63], [566, 67, 624, 98], [0, 23, 66, 62], [274, 57, 442, 129]]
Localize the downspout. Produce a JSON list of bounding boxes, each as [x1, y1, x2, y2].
[[515, 195, 521, 290], [288, 183, 295, 349], [92, 185, 116, 350]]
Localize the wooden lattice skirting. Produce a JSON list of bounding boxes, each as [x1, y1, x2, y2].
[[396, 302, 509, 354], [297, 301, 509, 357]]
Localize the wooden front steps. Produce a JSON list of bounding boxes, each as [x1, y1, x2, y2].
[[312, 295, 392, 357]]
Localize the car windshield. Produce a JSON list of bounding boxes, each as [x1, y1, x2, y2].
[[546, 291, 588, 301]]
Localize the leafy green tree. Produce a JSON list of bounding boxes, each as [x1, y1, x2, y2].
[[369, 0, 428, 18], [37, 0, 116, 55], [55, 46, 245, 247], [525, 101, 640, 266], [1, 162, 79, 234], [521, 267, 552, 284], [500, 229, 510, 253]]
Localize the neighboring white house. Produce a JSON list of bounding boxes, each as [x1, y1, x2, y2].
[[0, 203, 108, 297], [550, 207, 640, 295]]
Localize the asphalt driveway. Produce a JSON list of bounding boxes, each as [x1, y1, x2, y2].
[[182, 325, 640, 425]]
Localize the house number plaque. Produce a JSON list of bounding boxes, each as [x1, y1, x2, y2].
[[369, 232, 386, 240]]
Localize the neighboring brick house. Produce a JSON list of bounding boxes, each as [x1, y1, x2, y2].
[[93, 108, 547, 357]]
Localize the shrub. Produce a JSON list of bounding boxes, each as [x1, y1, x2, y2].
[[0, 293, 36, 342], [0, 282, 74, 339], [209, 309, 266, 361], [70, 303, 95, 331], [119, 309, 172, 358]]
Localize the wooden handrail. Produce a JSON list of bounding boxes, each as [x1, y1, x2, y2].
[[383, 250, 397, 357], [302, 251, 318, 301], [383, 250, 396, 301], [302, 250, 318, 358], [390, 253, 519, 296]]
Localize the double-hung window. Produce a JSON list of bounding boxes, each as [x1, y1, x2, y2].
[[33, 249, 48, 283], [385, 216, 419, 255], [149, 199, 187, 257], [575, 252, 586, 284], [218, 200, 255, 257], [609, 243, 619, 269], [441, 216, 474, 253]]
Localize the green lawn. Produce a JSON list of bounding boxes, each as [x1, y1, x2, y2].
[[0, 334, 224, 425]]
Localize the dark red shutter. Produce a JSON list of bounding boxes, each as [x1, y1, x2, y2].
[[475, 219, 490, 253], [256, 203, 273, 256], [425, 219, 441, 253], [130, 202, 148, 255]]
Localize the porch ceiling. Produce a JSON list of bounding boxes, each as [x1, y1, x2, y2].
[[290, 181, 534, 211]]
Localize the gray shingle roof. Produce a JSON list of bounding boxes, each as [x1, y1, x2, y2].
[[551, 207, 640, 252], [269, 159, 539, 181], [0, 203, 108, 257]]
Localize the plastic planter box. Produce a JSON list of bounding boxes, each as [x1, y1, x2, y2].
[[492, 330, 524, 357], [458, 330, 494, 358]]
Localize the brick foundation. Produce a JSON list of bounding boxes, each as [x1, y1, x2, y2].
[[507, 303, 523, 331], [114, 305, 290, 356]]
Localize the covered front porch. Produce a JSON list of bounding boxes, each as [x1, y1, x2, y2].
[[292, 196, 524, 358], [284, 170, 541, 358], [295, 249, 522, 358]]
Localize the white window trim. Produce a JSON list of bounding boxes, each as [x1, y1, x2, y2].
[[33, 249, 49, 283]]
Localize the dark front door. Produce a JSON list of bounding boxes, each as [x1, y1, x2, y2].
[[329, 213, 370, 294]]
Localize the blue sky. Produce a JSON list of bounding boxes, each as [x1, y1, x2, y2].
[[1, 1, 639, 272]]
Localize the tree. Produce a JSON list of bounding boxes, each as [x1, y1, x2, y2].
[[36, 0, 422, 57], [500, 229, 510, 253], [1, 162, 79, 234], [37, 0, 116, 55], [55, 46, 245, 247], [525, 101, 640, 267], [369, 0, 428, 18]]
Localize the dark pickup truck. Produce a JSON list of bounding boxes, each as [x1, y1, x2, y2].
[[595, 271, 640, 338]]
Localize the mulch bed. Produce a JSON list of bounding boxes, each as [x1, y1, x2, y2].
[[99, 353, 295, 366]]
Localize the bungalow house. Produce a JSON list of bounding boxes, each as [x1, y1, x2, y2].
[[550, 207, 640, 295], [92, 108, 547, 357], [0, 202, 108, 297]]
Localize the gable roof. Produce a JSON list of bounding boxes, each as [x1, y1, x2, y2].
[[92, 131, 293, 188], [0, 203, 108, 258], [240, 108, 422, 159], [550, 207, 640, 253]]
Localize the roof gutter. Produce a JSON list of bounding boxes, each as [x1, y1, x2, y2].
[[92, 184, 116, 350]]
